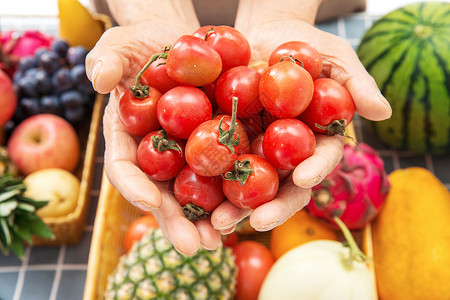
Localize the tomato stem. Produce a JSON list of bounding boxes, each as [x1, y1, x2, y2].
[[333, 217, 370, 270], [218, 97, 240, 153], [129, 45, 171, 98], [204, 27, 215, 41], [280, 55, 304, 68], [183, 203, 209, 222], [222, 159, 253, 186], [151, 130, 182, 155], [315, 119, 357, 144]]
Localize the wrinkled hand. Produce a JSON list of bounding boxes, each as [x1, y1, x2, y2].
[[209, 16, 392, 233], [86, 21, 222, 255]]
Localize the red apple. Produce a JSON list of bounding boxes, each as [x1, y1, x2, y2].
[[0, 69, 17, 127], [7, 114, 80, 175]]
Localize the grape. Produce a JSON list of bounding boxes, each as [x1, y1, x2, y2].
[[51, 40, 70, 58], [34, 48, 49, 61], [64, 105, 85, 123], [51, 67, 73, 92], [13, 71, 23, 83], [60, 90, 84, 109], [40, 95, 61, 114], [24, 67, 38, 78], [20, 98, 41, 117], [16, 76, 38, 98], [70, 64, 89, 84], [66, 46, 88, 65], [76, 81, 95, 96], [18, 56, 38, 72], [35, 69, 52, 94], [38, 51, 60, 73]]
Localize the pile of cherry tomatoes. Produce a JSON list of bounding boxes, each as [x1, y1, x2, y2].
[[118, 25, 355, 221]]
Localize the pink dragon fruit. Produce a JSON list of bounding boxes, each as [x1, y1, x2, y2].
[[307, 143, 390, 230], [0, 30, 54, 76]]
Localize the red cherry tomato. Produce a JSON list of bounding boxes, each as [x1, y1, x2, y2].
[[118, 87, 162, 136], [233, 241, 275, 300], [222, 154, 279, 210], [157, 86, 212, 139], [215, 66, 263, 118], [213, 114, 251, 155], [259, 61, 314, 118], [269, 41, 323, 79], [298, 78, 355, 135], [222, 232, 238, 248], [185, 117, 239, 177], [201, 79, 219, 112], [239, 109, 280, 142], [166, 35, 222, 86], [140, 57, 179, 94], [137, 130, 186, 181], [123, 215, 159, 253], [174, 164, 225, 213], [193, 25, 251, 73], [263, 118, 316, 170], [250, 133, 291, 182]]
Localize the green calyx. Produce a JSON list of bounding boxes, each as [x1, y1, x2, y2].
[[151, 130, 182, 155], [183, 203, 209, 222], [129, 45, 171, 99], [218, 97, 240, 154], [333, 217, 370, 271], [222, 159, 253, 186], [315, 119, 357, 144], [280, 55, 304, 68]]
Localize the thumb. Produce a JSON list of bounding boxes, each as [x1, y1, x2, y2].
[[86, 27, 127, 94]]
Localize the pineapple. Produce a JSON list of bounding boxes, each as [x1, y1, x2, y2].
[[105, 228, 236, 300], [0, 146, 54, 259]]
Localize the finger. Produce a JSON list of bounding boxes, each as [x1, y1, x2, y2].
[[250, 178, 311, 231], [210, 201, 252, 231], [221, 225, 236, 235], [321, 39, 392, 121], [293, 134, 345, 188], [86, 27, 130, 94], [103, 90, 162, 209], [194, 218, 222, 250], [152, 190, 202, 256]]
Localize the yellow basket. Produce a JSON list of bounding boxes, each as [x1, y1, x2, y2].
[[31, 94, 106, 246], [84, 122, 378, 300]]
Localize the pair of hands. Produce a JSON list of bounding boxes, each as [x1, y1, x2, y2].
[[86, 13, 391, 255]]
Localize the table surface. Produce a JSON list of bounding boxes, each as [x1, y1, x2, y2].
[[1, 9, 450, 300]]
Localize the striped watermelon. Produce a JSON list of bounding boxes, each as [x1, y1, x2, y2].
[[357, 2, 450, 155]]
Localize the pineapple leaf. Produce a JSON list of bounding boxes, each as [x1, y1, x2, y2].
[[26, 214, 55, 239], [12, 224, 32, 245], [17, 196, 49, 209], [0, 235, 9, 255], [0, 189, 21, 203], [16, 202, 36, 214], [9, 235, 25, 260], [0, 200, 18, 217], [0, 217, 12, 246]]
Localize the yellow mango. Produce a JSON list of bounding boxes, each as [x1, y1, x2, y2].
[[372, 167, 450, 300]]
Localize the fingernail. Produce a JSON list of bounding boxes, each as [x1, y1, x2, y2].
[[300, 174, 322, 187], [256, 221, 280, 231], [215, 223, 235, 231], [134, 200, 157, 211], [91, 60, 103, 91], [378, 92, 392, 117], [220, 226, 236, 235]]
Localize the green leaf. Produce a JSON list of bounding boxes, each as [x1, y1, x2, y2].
[[0, 189, 21, 203], [0, 200, 18, 217], [13, 224, 32, 245], [9, 235, 25, 260], [26, 215, 55, 240], [0, 218, 12, 246], [16, 202, 36, 214], [17, 196, 49, 209], [0, 235, 9, 256]]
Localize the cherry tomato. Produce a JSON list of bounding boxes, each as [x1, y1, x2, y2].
[[248, 60, 269, 75], [233, 241, 275, 300], [123, 215, 159, 253], [140, 57, 179, 94], [239, 109, 279, 142], [200, 79, 219, 112], [269, 41, 323, 79], [166, 35, 222, 86], [137, 130, 186, 181], [222, 154, 279, 209], [298, 78, 355, 135], [185, 117, 239, 177], [222, 232, 238, 248], [263, 118, 316, 170], [174, 164, 225, 214], [259, 61, 314, 118], [118, 86, 162, 136], [213, 114, 251, 155], [157, 86, 212, 139], [193, 25, 251, 73], [250, 133, 291, 182], [215, 66, 263, 118]]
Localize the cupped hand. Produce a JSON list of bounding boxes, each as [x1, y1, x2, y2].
[[210, 16, 392, 232], [86, 21, 222, 255]]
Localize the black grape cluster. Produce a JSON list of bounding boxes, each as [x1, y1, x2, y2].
[[11, 39, 96, 127]]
